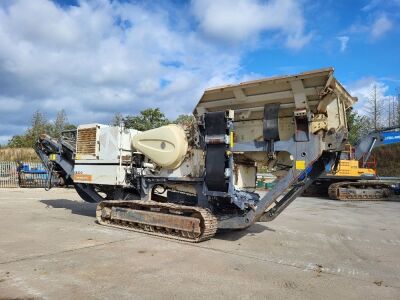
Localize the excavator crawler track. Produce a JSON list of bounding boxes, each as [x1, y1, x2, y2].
[[328, 181, 393, 201], [96, 200, 218, 242]]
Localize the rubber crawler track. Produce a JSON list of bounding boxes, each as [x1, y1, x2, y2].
[[96, 200, 218, 243], [328, 181, 392, 201]]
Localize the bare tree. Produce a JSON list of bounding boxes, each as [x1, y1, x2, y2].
[[52, 109, 67, 138], [388, 97, 392, 127], [111, 112, 124, 126], [388, 96, 396, 127], [393, 100, 396, 126], [397, 88, 400, 127], [365, 84, 383, 131]]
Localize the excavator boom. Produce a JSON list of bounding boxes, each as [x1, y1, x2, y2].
[[355, 126, 400, 165]]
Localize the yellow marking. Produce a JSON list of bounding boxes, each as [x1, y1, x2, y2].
[[74, 174, 92, 182], [295, 160, 306, 170], [230, 131, 234, 148], [75, 154, 81, 160], [49, 154, 57, 161]]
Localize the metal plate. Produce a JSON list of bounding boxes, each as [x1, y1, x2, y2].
[[111, 207, 201, 233]]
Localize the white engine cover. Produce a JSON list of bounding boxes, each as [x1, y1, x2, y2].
[[131, 124, 188, 169]]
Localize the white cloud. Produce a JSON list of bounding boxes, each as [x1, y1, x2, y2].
[[362, 0, 383, 11], [371, 15, 393, 39], [0, 136, 10, 145], [191, 0, 312, 50], [363, 0, 400, 11], [0, 0, 316, 144], [0, 0, 256, 143], [348, 12, 394, 41], [337, 36, 349, 52]]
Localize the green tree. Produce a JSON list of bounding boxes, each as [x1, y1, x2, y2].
[[7, 135, 31, 148], [63, 124, 77, 131], [7, 110, 76, 148], [24, 110, 50, 147], [347, 109, 371, 145], [124, 108, 170, 131], [174, 114, 196, 127]]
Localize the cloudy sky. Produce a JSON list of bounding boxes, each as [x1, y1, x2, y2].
[[0, 0, 399, 144]]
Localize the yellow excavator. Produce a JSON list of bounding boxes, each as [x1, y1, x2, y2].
[[305, 126, 400, 201], [333, 143, 376, 177]]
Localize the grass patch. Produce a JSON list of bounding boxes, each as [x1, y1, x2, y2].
[[0, 148, 40, 162]]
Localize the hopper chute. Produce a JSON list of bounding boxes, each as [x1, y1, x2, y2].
[[193, 67, 356, 119]]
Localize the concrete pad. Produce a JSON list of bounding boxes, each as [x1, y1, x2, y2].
[[0, 188, 399, 299]]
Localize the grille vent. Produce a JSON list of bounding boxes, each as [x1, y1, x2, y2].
[[76, 127, 97, 156]]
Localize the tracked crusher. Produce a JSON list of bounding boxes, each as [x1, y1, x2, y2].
[[36, 68, 356, 242]]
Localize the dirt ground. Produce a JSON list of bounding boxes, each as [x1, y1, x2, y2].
[[0, 188, 399, 299]]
